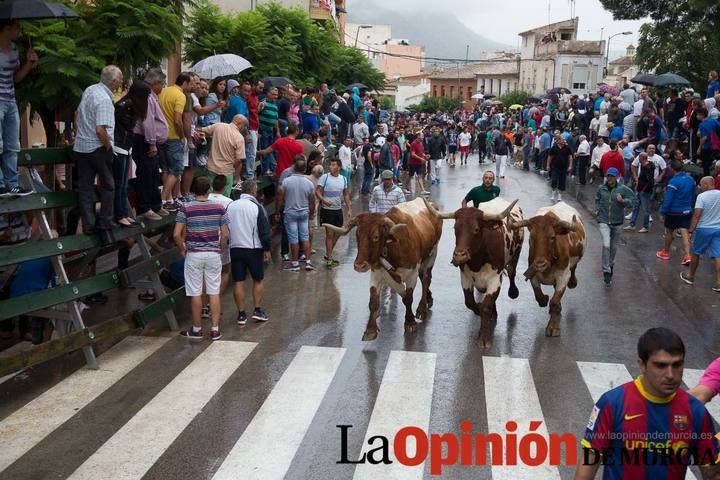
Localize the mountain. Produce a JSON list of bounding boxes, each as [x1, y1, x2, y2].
[[345, 0, 511, 61]]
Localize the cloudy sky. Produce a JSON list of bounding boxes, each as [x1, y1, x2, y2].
[[355, 0, 646, 56]]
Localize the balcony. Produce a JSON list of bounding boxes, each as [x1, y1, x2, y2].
[[535, 40, 604, 57]]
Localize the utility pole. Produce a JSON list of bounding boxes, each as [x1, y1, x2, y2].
[[465, 45, 469, 65]]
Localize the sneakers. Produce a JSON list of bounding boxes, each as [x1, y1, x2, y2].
[[638, 227, 649, 233], [180, 328, 204, 340], [164, 201, 178, 212], [141, 210, 163, 221], [324, 256, 340, 268], [681, 255, 692, 266], [284, 261, 301, 272], [210, 329, 223, 341], [282, 253, 290, 262], [624, 213, 632, 220], [603, 272, 612, 285], [649, 215, 654, 223], [237, 311, 247, 325], [299, 253, 307, 262], [7, 186, 32, 196], [305, 261, 315, 271], [201, 305, 210, 319], [680, 272, 694, 285], [156, 208, 170, 217], [623, 225, 635, 231], [713, 285, 720, 293], [252, 308, 269, 322], [656, 250, 670, 260]]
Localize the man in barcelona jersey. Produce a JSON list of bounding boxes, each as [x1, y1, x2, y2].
[[574, 327, 720, 479]]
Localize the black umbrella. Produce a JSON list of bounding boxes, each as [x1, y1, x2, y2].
[[0, 0, 78, 20], [346, 82, 368, 92], [261, 76, 292, 88], [630, 73, 656, 86], [653, 72, 691, 87], [548, 87, 570, 94], [528, 96, 542, 103], [482, 94, 496, 99]]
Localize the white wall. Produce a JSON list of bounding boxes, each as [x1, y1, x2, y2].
[[555, 53, 603, 95], [520, 34, 535, 60], [476, 76, 520, 96], [395, 80, 430, 109]]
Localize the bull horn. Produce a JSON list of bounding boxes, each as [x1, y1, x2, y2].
[[422, 197, 455, 220], [557, 215, 579, 233], [484, 199, 519, 222], [389, 223, 407, 237], [322, 218, 357, 236], [509, 218, 531, 230]]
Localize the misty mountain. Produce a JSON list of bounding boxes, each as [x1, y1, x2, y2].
[[346, 1, 511, 61]]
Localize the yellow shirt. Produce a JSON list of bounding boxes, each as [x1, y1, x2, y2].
[[159, 85, 186, 140]]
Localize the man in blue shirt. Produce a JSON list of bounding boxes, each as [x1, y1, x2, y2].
[[657, 159, 696, 264], [223, 79, 248, 123], [537, 127, 553, 172], [707, 71, 720, 99]]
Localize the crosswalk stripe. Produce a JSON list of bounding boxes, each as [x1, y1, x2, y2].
[[683, 368, 720, 422], [576, 361, 633, 403], [69, 340, 257, 480], [578, 361, 697, 480], [352, 350, 436, 480], [0, 336, 169, 474], [483, 356, 561, 479], [213, 345, 346, 480]]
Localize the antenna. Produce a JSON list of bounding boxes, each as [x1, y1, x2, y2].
[[569, 0, 576, 18], [548, 0, 552, 24]]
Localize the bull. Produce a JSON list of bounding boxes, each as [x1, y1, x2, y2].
[[424, 197, 523, 348], [509, 202, 585, 337], [323, 197, 443, 341]]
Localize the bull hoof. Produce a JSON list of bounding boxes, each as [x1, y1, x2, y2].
[[405, 322, 418, 333], [545, 326, 561, 337], [508, 284, 519, 299], [537, 295, 549, 308], [427, 296, 434, 309], [476, 335, 493, 350], [568, 277, 578, 289], [415, 308, 427, 320], [362, 329, 378, 341]]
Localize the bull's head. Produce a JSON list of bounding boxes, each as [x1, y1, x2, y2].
[[510, 214, 578, 273], [323, 214, 407, 272], [424, 198, 517, 267]]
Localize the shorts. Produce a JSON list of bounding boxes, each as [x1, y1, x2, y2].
[[448, 145, 457, 154], [459, 145, 470, 154], [284, 209, 310, 244], [664, 213, 691, 231], [184, 251, 222, 296], [161, 139, 185, 176], [692, 228, 720, 258], [230, 248, 265, 282], [319, 208, 343, 227], [409, 163, 426, 176]]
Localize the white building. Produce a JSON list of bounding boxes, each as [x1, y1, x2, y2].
[[518, 18, 605, 96], [475, 60, 521, 97], [605, 45, 641, 88]]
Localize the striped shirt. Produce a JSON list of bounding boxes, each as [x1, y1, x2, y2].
[[73, 83, 115, 153], [176, 200, 229, 253], [259, 100, 278, 134], [369, 185, 405, 214], [0, 43, 18, 101]]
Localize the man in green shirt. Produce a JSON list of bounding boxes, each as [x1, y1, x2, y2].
[[463, 171, 500, 207]]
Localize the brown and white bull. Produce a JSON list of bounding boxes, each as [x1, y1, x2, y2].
[[509, 201, 585, 337], [323, 197, 443, 341], [424, 197, 524, 348]]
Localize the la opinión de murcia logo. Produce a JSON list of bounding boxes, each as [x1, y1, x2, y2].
[[336, 422, 720, 475]]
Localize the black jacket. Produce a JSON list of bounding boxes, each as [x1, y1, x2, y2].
[[114, 100, 138, 151], [426, 135, 446, 159]]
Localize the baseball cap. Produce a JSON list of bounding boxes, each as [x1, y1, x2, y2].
[[381, 170, 393, 180], [226, 79, 240, 92], [606, 167, 619, 177]]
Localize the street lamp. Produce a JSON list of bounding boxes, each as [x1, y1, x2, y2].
[[354, 24, 372, 48], [605, 31, 632, 77]]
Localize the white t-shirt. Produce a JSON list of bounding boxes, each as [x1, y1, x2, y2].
[[458, 132, 472, 147], [208, 193, 232, 264], [576, 140, 590, 156], [318, 173, 347, 210], [338, 145, 353, 170], [696, 189, 720, 229], [632, 153, 666, 180], [598, 114, 609, 137], [190, 93, 201, 136], [633, 99, 645, 117]]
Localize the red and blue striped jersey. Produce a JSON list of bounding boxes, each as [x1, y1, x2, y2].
[[582, 376, 719, 479]]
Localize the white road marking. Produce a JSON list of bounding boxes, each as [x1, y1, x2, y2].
[[69, 341, 257, 480], [483, 356, 561, 479], [0, 336, 169, 473], [213, 345, 346, 480], [353, 350, 436, 480]]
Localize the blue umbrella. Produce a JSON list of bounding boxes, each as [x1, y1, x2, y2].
[[191, 54, 253, 80]]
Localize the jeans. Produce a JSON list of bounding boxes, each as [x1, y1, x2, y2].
[[0, 99, 20, 189], [133, 134, 161, 214], [327, 113, 341, 126], [576, 155, 590, 184], [599, 223, 623, 273], [284, 209, 310, 244], [278, 118, 288, 137], [259, 129, 276, 173], [361, 166, 374, 194], [76, 147, 115, 232], [113, 152, 130, 220], [522, 148, 530, 170], [623, 158, 632, 184], [630, 191, 652, 228], [245, 129, 258, 180]]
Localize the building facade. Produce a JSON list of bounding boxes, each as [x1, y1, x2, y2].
[[346, 23, 425, 79], [605, 45, 641, 88], [428, 64, 482, 111], [474, 60, 520, 97], [518, 18, 605, 95]]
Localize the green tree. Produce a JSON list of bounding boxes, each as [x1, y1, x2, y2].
[[599, 0, 720, 92], [377, 95, 394, 111], [183, 1, 384, 90], [409, 95, 462, 113], [498, 90, 533, 107], [17, 0, 187, 146]]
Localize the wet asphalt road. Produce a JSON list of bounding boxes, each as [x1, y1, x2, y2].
[[1, 153, 720, 480]]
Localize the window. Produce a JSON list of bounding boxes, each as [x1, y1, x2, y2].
[[459, 86, 463, 98], [450, 85, 454, 97], [433, 86, 438, 97], [560, 33, 571, 41], [572, 82, 586, 90], [441, 86, 445, 97], [468, 88, 474, 100]]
